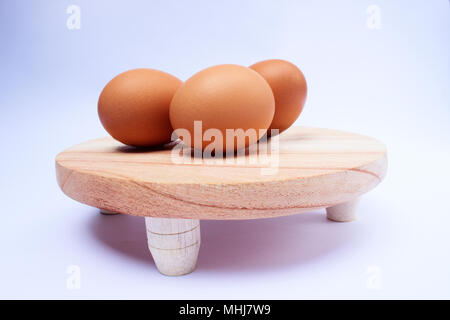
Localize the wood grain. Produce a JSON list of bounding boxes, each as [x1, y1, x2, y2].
[[55, 126, 387, 219], [145, 217, 200, 276]]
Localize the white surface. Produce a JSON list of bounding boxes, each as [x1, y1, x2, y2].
[[0, 0, 449, 299], [1, 136, 449, 299]]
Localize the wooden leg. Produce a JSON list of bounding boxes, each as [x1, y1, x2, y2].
[[99, 209, 119, 215], [145, 217, 200, 276], [326, 198, 359, 222]]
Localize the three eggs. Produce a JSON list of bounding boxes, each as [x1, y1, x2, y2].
[[98, 60, 307, 151]]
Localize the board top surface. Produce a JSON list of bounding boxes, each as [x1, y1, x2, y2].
[[56, 127, 386, 184], [55, 127, 387, 219]]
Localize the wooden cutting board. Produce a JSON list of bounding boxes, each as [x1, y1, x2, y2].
[[55, 126, 387, 220]]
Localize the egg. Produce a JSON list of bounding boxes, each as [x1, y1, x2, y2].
[[169, 64, 275, 152], [250, 59, 307, 135], [98, 68, 182, 147]]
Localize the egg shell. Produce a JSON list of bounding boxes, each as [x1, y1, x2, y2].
[[169, 64, 275, 151], [250, 59, 307, 135], [98, 68, 182, 147]]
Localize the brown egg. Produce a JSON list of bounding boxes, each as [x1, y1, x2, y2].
[[250, 59, 307, 135], [169, 64, 275, 152], [98, 68, 182, 147]]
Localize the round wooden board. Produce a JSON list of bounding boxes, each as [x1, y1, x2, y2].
[[55, 127, 387, 220]]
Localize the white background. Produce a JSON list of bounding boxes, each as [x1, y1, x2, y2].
[[0, 0, 449, 299]]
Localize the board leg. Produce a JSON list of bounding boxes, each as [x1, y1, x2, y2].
[[99, 209, 119, 215], [326, 198, 359, 222], [145, 217, 200, 276]]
